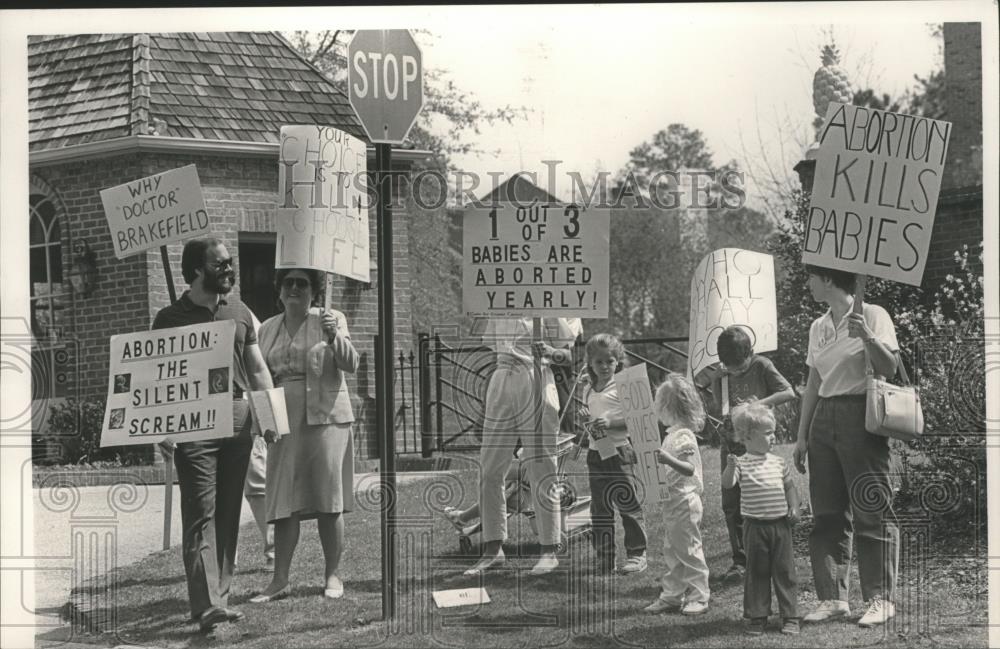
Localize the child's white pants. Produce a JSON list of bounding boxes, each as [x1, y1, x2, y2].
[[658, 492, 710, 604], [478, 362, 561, 546]]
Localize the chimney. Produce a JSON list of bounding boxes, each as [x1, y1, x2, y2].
[[942, 23, 983, 189]]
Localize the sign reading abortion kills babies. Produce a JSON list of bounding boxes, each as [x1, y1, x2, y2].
[[616, 363, 666, 505], [688, 249, 777, 379], [804, 103, 951, 285], [100, 165, 210, 259], [100, 321, 236, 447], [463, 203, 610, 318], [276, 125, 370, 281]]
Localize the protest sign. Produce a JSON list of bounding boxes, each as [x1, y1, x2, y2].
[[100, 321, 236, 447], [463, 203, 610, 318], [276, 125, 370, 281], [100, 165, 210, 259], [617, 363, 666, 504], [803, 102, 952, 285], [688, 248, 777, 379]]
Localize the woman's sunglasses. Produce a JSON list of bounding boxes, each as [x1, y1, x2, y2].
[[281, 277, 311, 290]]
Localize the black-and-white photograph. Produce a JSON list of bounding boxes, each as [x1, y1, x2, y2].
[[0, 4, 996, 649]]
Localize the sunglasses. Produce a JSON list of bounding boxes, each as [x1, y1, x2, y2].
[[281, 277, 311, 290]]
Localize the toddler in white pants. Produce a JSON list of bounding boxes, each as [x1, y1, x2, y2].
[[644, 373, 710, 616]]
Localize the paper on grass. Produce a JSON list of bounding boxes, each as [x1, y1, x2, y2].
[[432, 588, 490, 608]]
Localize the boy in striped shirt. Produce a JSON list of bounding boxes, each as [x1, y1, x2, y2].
[[722, 403, 801, 636]]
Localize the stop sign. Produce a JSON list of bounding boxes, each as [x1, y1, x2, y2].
[[347, 30, 424, 145]]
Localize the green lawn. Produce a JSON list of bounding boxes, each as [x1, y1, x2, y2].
[[41, 444, 987, 648]]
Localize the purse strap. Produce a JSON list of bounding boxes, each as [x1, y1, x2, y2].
[[864, 343, 912, 386]]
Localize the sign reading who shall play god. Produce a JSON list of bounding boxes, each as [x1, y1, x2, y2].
[[100, 321, 235, 447], [100, 165, 210, 259], [804, 102, 952, 285], [276, 125, 370, 282], [463, 203, 610, 318]]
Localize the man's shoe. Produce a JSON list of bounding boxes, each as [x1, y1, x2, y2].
[[621, 554, 647, 574], [723, 564, 745, 584], [681, 600, 709, 616], [858, 596, 895, 627], [198, 607, 229, 633], [746, 617, 767, 635], [224, 608, 244, 623], [781, 618, 801, 635], [803, 599, 850, 622], [530, 553, 559, 575], [644, 597, 683, 614]]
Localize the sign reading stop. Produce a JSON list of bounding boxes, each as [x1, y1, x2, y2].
[[347, 30, 424, 145]]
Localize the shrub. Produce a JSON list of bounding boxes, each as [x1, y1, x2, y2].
[[45, 398, 151, 466]]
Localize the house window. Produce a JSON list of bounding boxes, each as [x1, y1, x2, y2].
[[29, 186, 69, 401]]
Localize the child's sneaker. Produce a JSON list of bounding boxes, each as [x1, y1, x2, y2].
[[681, 600, 709, 616], [443, 506, 465, 533], [746, 617, 767, 635], [857, 596, 895, 627], [803, 599, 850, 622], [621, 554, 647, 574], [781, 618, 801, 635]]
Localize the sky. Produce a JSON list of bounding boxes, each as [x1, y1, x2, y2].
[[417, 12, 942, 209]]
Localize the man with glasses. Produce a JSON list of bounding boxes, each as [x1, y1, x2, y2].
[[153, 237, 274, 634]]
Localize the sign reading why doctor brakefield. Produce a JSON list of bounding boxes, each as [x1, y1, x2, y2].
[[100, 165, 210, 259], [463, 203, 610, 318], [276, 125, 370, 282], [100, 321, 235, 447], [803, 102, 951, 286]]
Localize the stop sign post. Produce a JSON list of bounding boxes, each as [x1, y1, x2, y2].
[[347, 30, 424, 623]]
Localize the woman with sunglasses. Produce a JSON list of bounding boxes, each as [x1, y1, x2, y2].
[[250, 268, 359, 603]]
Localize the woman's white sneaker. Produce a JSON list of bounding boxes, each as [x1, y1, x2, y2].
[[803, 600, 850, 622], [858, 596, 895, 627]]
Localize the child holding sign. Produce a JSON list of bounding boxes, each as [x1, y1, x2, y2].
[[722, 403, 801, 636], [710, 326, 796, 584], [581, 334, 648, 575], [644, 374, 710, 616]]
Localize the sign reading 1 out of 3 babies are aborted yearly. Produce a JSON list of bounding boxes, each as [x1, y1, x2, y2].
[[463, 203, 610, 318], [100, 321, 235, 447]]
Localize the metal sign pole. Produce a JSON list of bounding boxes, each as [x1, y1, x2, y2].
[[376, 142, 398, 621], [159, 245, 177, 551]]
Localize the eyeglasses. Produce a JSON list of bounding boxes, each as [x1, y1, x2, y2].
[[281, 277, 311, 290], [208, 258, 234, 272]]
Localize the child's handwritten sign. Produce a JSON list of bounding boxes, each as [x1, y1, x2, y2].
[[617, 363, 666, 504], [803, 103, 951, 285], [688, 249, 777, 379]]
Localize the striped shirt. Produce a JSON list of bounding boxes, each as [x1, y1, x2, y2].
[[732, 453, 791, 519]]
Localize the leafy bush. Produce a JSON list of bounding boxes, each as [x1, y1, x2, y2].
[[45, 398, 151, 466]]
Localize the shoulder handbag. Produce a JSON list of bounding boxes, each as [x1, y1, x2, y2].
[[864, 347, 924, 442]]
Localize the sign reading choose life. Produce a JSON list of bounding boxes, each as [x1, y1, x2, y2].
[[276, 125, 370, 282], [100, 321, 236, 447], [463, 203, 610, 318], [804, 103, 952, 285], [100, 165, 210, 259]]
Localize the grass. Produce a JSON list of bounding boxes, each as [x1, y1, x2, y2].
[[40, 444, 987, 648]]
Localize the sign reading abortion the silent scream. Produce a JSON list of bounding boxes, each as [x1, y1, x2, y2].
[[617, 363, 667, 505], [100, 321, 235, 447], [276, 125, 370, 282], [688, 249, 777, 379], [463, 203, 610, 318], [804, 102, 952, 285], [100, 165, 210, 259]]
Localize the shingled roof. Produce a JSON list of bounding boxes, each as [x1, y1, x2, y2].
[[29, 32, 367, 153]]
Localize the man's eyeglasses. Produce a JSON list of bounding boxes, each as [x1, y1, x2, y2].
[[208, 258, 234, 272], [281, 277, 311, 290]]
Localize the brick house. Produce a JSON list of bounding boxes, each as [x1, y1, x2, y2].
[[28, 32, 425, 465]]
